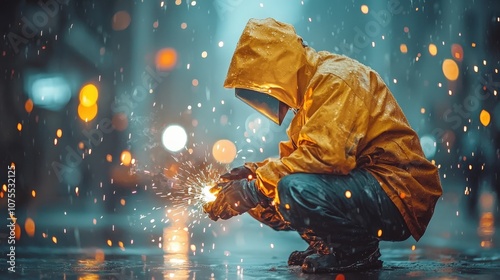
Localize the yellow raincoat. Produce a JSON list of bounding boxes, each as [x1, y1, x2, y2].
[[224, 18, 442, 241]]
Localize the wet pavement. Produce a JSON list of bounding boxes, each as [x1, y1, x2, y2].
[[2, 193, 500, 279], [4, 245, 500, 280]]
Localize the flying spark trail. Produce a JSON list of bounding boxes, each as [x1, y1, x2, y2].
[[131, 155, 228, 230]]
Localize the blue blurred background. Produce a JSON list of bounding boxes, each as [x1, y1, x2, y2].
[[0, 0, 499, 276]]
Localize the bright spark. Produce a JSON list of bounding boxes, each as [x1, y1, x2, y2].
[[131, 153, 228, 231], [202, 185, 218, 203]]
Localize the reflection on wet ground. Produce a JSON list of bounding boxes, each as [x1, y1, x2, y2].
[[5, 245, 500, 280], [3, 193, 500, 279]]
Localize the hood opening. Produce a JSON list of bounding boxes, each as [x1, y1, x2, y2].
[[235, 88, 289, 125]]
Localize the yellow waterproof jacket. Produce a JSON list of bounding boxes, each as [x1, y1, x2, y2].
[[224, 18, 442, 241]]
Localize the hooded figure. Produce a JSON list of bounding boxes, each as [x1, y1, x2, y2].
[[204, 18, 442, 273]]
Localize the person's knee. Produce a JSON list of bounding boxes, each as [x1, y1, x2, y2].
[[277, 173, 304, 202], [276, 173, 315, 215], [276, 174, 303, 223]]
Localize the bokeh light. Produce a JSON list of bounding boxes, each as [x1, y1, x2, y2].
[[25, 99, 33, 113], [15, 224, 21, 240], [120, 150, 132, 166], [451, 44, 464, 61], [360, 5, 369, 14], [345, 190, 352, 198], [162, 125, 187, 152], [112, 10, 131, 31], [420, 135, 437, 158], [79, 84, 99, 107], [78, 103, 98, 122], [28, 75, 71, 111], [400, 44, 408, 54], [442, 59, 459, 81], [480, 109, 491, 126], [428, 44, 438, 56], [212, 139, 237, 164], [155, 48, 178, 71], [25, 217, 35, 237]]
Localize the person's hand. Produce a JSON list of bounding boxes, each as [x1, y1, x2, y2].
[[219, 165, 255, 181], [203, 179, 268, 221]]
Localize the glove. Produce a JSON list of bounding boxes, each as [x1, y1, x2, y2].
[[203, 179, 268, 221], [219, 165, 255, 181]]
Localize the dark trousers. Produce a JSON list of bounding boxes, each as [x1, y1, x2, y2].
[[250, 169, 410, 254]]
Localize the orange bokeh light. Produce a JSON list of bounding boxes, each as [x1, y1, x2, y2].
[[15, 223, 21, 240], [428, 44, 438, 56], [120, 150, 132, 166], [400, 44, 408, 54], [335, 274, 346, 280], [212, 139, 237, 164], [155, 48, 177, 71], [79, 84, 99, 107], [480, 110, 491, 126], [25, 99, 34, 113], [78, 103, 98, 122], [442, 59, 459, 81], [25, 217, 35, 237]]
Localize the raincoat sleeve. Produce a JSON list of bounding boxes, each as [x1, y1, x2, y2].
[[278, 139, 295, 158], [255, 78, 368, 198]]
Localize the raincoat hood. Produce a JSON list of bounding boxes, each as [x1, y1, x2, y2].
[[224, 18, 316, 125]]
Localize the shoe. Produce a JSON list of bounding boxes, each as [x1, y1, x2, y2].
[[288, 245, 317, 266], [301, 247, 383, 273]]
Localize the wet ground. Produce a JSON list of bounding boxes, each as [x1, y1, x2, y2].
[[5, 245, 500, 280], [3, 192, 500, 279]]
